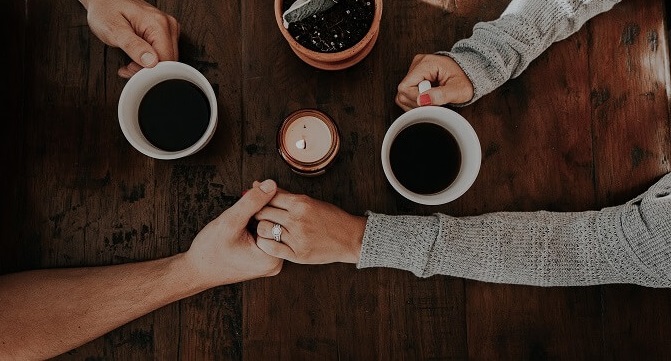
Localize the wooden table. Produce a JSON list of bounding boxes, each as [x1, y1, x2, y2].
[[3, 0, 670, 359]]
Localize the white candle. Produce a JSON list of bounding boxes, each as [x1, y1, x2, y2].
[[285, 115, 332, 163], [277, 109, 340, 176]]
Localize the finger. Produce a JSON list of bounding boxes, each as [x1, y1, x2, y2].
[[144, 17, 179, 62], [408, 53, 426, 69], [252, 180, 290, 195], [170, 17, 180, 60], [114, 29, 160, 67], [225, 179, 277, 225], [118, 67, 133, 79], [251, 181, 300, 211], [269, 192, 309, 211], [256, 237, 297, 262], [118, 61, 143, 78], [254, 206, 291, 226], [419, 85, 469, 107], [398, 70, 431, 93], [395, 93, 415, 112], [398, 60, 432, 91], [256, 220, 292, 243]]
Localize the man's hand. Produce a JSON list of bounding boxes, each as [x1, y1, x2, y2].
[[80, 0, 180, 78], [185, 180, 284, 288]]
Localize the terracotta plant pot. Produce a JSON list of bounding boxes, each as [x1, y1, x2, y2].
[[274, 0, 383, 70]]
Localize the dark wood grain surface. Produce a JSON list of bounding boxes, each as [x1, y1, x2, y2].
[[2, 0, 670, 359]]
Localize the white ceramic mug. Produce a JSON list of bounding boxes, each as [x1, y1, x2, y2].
[[118, 61, 218, 160], [381, 106, 481, 205]]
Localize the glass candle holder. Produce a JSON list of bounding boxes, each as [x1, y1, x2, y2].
[[277, 109, 340, 176]]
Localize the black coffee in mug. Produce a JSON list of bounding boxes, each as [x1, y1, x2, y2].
[[138, 79, 211, 152], [389, 122, 462, 195]]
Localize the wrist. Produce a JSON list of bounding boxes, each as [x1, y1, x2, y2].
[[168, 253, 212, 296], [343, 215, 367, 264]]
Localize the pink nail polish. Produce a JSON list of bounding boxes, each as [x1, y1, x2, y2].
[[419, 94, 432, 106]]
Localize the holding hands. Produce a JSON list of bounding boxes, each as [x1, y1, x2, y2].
[[395, 54, 474, 111], [185, 180, 283, 288], [80, 0, 180, 78], [252, 184, 367, 265]]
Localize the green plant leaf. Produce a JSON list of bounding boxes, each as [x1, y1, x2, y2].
[[282, 0, 338, 28]]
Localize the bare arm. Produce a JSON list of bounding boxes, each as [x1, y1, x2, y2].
[[0, 180, 282, 360], [0, 255, 199, 360]]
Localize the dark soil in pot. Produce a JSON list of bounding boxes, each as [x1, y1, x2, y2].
[[283, 0, 375, 53]]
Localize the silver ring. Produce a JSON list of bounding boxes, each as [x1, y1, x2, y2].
[[271, 223, 282, 242]]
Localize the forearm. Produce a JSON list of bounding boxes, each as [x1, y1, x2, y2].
[[358, 173, 671, 287], [359, 211, 619, 286], [0, 253, 205, 360], [441, 0, 621, 104]]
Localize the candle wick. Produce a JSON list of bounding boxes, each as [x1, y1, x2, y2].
[[295, 138, 307, 150]]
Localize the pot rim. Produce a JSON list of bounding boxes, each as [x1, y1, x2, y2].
[[274, 0, 383, 63]]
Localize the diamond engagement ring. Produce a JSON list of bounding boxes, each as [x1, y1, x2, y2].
[[271, 223, 282, 242]]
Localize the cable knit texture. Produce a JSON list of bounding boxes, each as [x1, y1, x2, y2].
[[436, 0, 621, 105], [356, 0, 670, 287], [358, 173, 671, 287]]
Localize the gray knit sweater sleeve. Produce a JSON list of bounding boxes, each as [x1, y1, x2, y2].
[[357, 173, 671, 287], [439, 0, 621, 105]]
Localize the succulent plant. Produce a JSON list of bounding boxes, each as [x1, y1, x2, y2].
[[282, 0, 338, 29]]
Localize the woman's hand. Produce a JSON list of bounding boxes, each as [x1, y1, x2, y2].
[[396, 54, 474, 111], [80, 0, 180, 78], [253, 187, 367, 265]]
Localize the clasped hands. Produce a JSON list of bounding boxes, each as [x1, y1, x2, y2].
[[184, 179, 368, 288], [84, 0, 480, 286], [183, 53, 478, 286]]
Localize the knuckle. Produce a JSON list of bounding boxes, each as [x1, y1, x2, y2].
[[290, 195, 311, 215], [143, 13, 173, 32]]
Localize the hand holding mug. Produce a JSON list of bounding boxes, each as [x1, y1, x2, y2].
[[396, 54, 474, 111], [81, 0, 180, 78], [118, 61, 218, 160]]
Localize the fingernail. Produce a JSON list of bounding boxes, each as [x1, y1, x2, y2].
[[418, 80, 431, 93], [140, 52, 156, 66], [259, 179, 275, 194], [419, 94, 432, 106]]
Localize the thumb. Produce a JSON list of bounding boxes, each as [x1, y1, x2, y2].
[[418, 81, 474, 106], [416, 87, 457, 107], [115, 29, 159, 67], [228, 179, 277, 225], [253, 180, 289, 195], [256, 237, 296, 262]]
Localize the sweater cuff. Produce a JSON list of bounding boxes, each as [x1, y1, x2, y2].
[[434, 50, 502, 106], [356, 212, 440, 277]]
